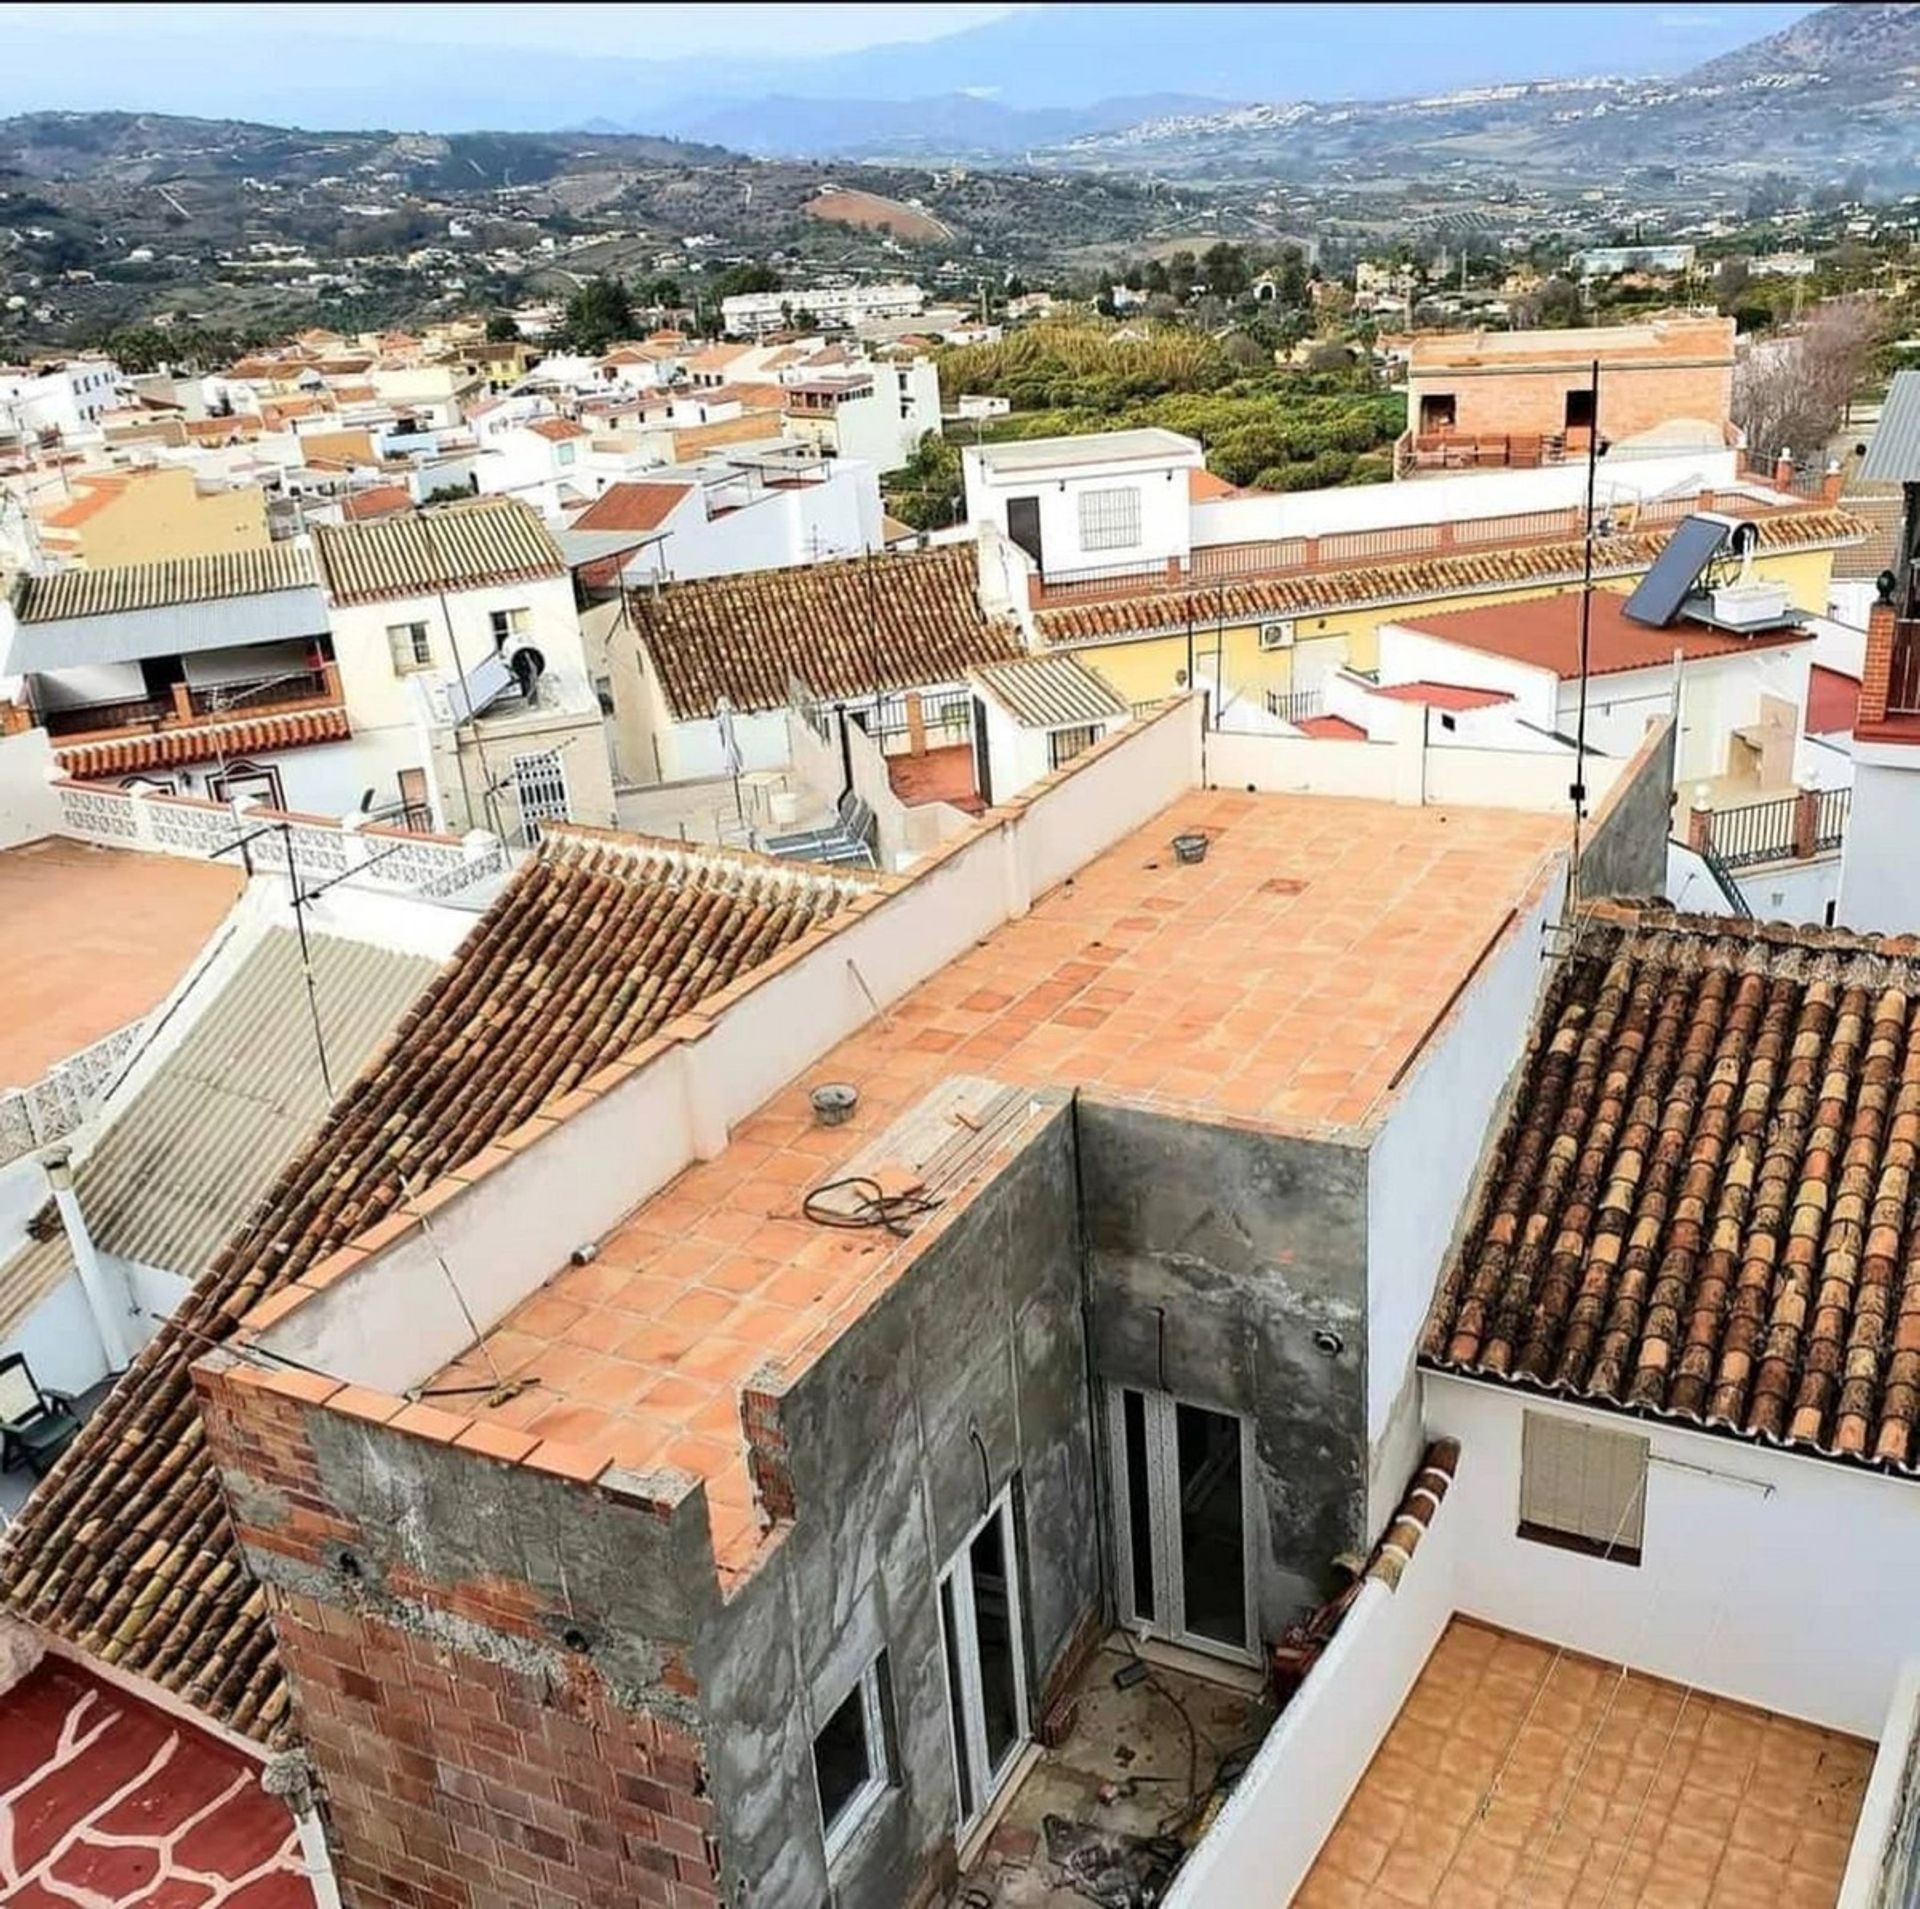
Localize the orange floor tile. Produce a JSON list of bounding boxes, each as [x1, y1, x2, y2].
[[1294, 1618, 1873, 1908], [0, 836, 241, 1087]]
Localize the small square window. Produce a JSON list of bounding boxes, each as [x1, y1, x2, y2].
[[490, 607, 531, 649], [387, 621, 432, 673], [1518, 1411, 1647, 1566], [813, 1656, 890, 1863]]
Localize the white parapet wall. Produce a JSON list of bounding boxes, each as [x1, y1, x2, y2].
[[1840, 1659, 1920, 1909], [1164, 1453, 1464, 1909], [252, 696, 1208, 1392]]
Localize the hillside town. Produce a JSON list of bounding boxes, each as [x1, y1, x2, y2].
[[4, 5, 1920, 1909]]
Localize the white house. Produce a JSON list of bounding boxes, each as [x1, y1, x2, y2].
[[720, 281, 924, 337], [473, 416, 592, 513], [968, 652, 1132, 804], [0, 356, 124, 440], [962, 428, 1205, 583], [780, 357, 941, 473], [311, 497, 616, 842]]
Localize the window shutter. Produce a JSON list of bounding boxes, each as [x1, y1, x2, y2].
[[1520, 1412, 1647, 1554]]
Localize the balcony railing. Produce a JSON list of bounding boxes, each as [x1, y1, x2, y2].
[[1695, 785, 1851, 871], [1265, 686, 1325, 726], [1891, 620, 1920, 718], [36, 664, 342, 740]]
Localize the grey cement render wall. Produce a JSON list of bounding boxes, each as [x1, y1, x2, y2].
[[693, 1099, 1101, 1909], [1075, 1100, 1371, 1629], [1579, 718, 1675, 902]]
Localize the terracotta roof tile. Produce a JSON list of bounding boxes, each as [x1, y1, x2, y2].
[[54, 706, 350, 778], [1422, 906, 1920, 1474], [339, 483, 414, 523], [1034, 508, 1866, 647], [573, 481, 693, 534], [525, 416, 588, 442], [629, 543, 1022, 719], [0, 832, 866, 1745]]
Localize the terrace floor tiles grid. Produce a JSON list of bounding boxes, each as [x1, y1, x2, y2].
[[1293, 1618, 1873, 1909], [426, 791, 1562, 1566]]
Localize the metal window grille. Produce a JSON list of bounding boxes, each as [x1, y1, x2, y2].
[[1077, 486, 1142, 553], [1048, 724, 1100, 771], [511, 749, 570, 845]]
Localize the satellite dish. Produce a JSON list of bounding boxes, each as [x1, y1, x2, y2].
[[507, 645, 545, 699], [1879, 568, 1900, 605]]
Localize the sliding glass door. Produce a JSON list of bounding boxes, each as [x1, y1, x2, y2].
[[1106, 1385, 1256, 1662], [936, 1489, 1030, 1836]]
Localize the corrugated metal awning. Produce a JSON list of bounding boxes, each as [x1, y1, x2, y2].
[[0, 926, 439, 1340], [4, 588, 329, 673], [970, 652, 1131, 730], [1859, 372, 1920, 485]]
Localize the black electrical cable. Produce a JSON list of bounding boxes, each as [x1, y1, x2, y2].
[[801, 1173, 943, 1236]]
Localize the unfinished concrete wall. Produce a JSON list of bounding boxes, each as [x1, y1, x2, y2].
[[1076, 1100, 1370, 1625], [1578, 716, 1675, 902], [696, 1102, 1099, 1909]]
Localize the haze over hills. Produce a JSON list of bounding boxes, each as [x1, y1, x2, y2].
[[0, 3, 1819, 152]]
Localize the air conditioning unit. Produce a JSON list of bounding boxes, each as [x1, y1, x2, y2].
[[1258, 619, 1297, 652]]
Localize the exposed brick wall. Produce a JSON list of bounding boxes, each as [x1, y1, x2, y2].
[[1862, 600, 1897, 727], [195, 1357, 723, 1909], [1412, 362, 1732, 444]]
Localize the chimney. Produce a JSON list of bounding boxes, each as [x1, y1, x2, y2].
[[40, 1145, 134, 1371], [1822, 460, 1844, 506], [1773, 449, 1795, 493], [1860, 593, 1898, 729]]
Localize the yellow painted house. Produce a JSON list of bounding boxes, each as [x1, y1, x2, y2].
[[37, 466, 272, 569], [1029, 508, 1862, 714]]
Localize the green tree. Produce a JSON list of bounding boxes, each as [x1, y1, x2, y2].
[[484, 311, 520, 343], [711, 261, 781, 301], [1166, 251, 1197, 302], [885, 431, 963, 531], [1200, 242, 1250, 300], [564, 275, 634, 353]]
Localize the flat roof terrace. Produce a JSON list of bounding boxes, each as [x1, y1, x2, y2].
[[0, 836, 241, 1088], [422, 788, 1565, 1578]]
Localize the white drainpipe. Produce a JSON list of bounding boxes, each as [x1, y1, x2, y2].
[[263, 1753, 344, 1909], [39, 1144, 134, 1371]]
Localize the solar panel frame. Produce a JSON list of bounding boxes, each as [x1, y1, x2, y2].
[[1621, 515, 1730, 628]]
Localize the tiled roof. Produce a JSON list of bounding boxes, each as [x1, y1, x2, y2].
[[573, 480, 693, 533], [1421, 906, 1920, 1473], [628, 543, 1023, 719], [1034, 509, 1867, 647], [340, 483, 414, 522], [312, 496, 564, 606], [1832, 494, 1904, 579], [1371, 682, 1514, 711], [11, 544, 317, 623], [1394, 591, 1811, 681], [1298, 714, 1368, 741], [970, 652, 1129, 729], [1188, 468, 1238, 502], [0, 927, 440, 1345], [0, 832, 865, 1744], [1366, 1438, 1458, 1589], [525, 416, 588, 442], [54, 706, 350, 778]]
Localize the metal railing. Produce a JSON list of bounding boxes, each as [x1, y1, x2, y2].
[[188, 667, 335, 715], [1697, 842, 1754, 918], [852, 690, 974, 756], [1704, 786, 1851, 870], [1265, 686, 1325, 726], [1891, 621, 1920, 717]]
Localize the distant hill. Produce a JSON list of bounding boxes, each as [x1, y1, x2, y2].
[[1036, 2, 1920, 192]]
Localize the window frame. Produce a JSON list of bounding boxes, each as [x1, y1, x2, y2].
[[386, 620, 433, 674], [812, 1653, 891, 1866], [1517, 1409, 1648, 1567], [489, 605, 531, 650], [1077, 484, 1143, 553]]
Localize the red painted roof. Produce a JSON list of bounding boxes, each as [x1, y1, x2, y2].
[[0, 1657, 312, 1904], [1297, 714, 1369, 741], [526, 417, 587, 442], [574, 481, 694, 534], [1371, 681, 1514, 711], [341, 483, 414, 523], [1188, 468, 1238, 502], [1807, 664, 1860, 736], [1395, 591, 1811, 681]]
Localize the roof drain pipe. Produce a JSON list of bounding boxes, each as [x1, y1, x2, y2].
[[40, 1145, 134, 1374]]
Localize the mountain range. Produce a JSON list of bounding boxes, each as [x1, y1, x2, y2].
[[0, 4, 1823, 157]]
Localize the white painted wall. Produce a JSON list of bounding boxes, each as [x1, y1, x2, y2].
[[1838, 754, 1920, 936], [253, 700, 1207, 1389], [1191, 447, 1747, 547], [0, 727, 59, 847], [1739, 853, 1841, 927], [1165, 1453, 1462, 1909], [1425, 1373, 1920, 1736], [1365, 868, 1565, 1525], [1377, 624, 1560, 730], [964, 439, 1200, 575]]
